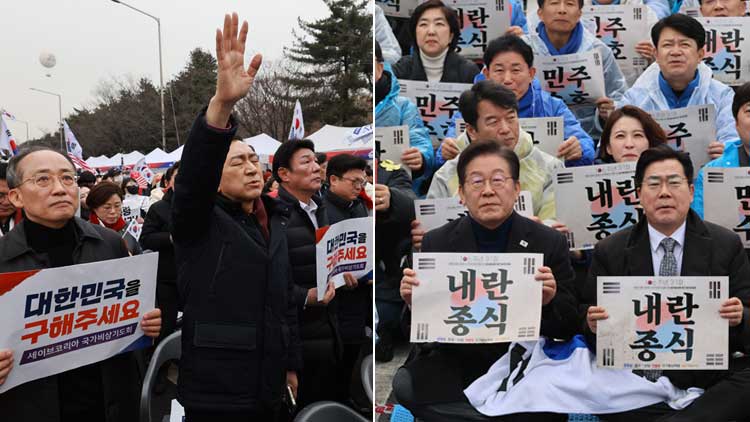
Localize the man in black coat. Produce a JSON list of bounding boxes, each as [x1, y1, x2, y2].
[[170, 13, 301, 421], [321, 153, 371, 402], [374, 160, 416, 363], [273, 137, 338, 408], [585, 146, 750, 421], [140, 161, 180, 344], [0, 146, 162, 422], [395, 141, 578, 422]]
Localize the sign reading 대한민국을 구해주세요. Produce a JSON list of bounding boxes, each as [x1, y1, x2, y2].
[[597, 276, 728, 370], [315, 217, 373, 301], [410, 252, 543, 344], [0, 253, 158, 394]]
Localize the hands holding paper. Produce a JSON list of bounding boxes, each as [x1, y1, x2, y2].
[[0, 349, 11, 386], [141, 308, 162, 338], [557, 136, 583, 162], [401, 148, 424, 172], [307, 281, 336, 306]]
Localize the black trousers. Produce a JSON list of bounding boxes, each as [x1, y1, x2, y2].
[[602, 363, 750, 422], [185, 408, 278, 422], [392, 347, 566, 422]]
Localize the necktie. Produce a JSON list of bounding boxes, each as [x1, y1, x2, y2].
[[641, 238, 678, 382]]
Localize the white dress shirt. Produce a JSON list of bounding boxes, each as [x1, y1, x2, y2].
[[647, 221, 687, 276], [299, 199, 319, 230]]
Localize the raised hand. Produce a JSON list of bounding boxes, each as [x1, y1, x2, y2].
[[207, 12, 263, 128]]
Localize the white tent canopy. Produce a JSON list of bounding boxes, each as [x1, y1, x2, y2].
[[122, 151, 144, 166], [144, 147, 173, 164], [168, 145, 184, 161], [306, 124, 372, 153], [243, 133, 281, 157]]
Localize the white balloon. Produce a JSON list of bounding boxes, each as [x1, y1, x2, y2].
[[39, 52, 56, 68]]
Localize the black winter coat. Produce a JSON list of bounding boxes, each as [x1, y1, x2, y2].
[[391, 50, 479, 83], [139, 188, 176, 284], [0, 218, 141, 422], [322, 190, 371, 344], [171, 110, 302, 412]]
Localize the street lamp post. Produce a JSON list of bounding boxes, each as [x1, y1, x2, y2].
[[29, 87, 63, 151], [111, 0, 166, 151], [15, 119, 30, 142]]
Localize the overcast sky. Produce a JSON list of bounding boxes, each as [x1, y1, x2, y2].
[[0, 0, 366, 144]]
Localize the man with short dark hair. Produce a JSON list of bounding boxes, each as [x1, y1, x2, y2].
[[0, 145, 162, 422], [0, 161, 20, 236], [438, 35, 595, 168], [585, 145, 750, 421], [273, 137, 339, 407], [428, 81, 563, 222], [599, 14, 735, 157], [396, 141, 578, 422]]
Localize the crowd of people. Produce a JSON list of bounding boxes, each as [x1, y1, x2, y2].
[[376, 0, 750, 420], [0, 12, 373, 422]]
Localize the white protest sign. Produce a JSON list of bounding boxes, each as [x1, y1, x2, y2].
[[170, 399, 185, 422], [535, 50, 606, 107], [697, 17, 750, 86], [519, 117, 564, 158], [583, 5, 650, 84], [597, 276, 728, 370], [554, 162, 640, 250], [315, 217, 373, 301], [411, 252, 543, 343], [651, 105, 715, 173], [376, 0, 420, 18], [703, 167, 750, 248], [447, 0, 511, 60], [375, 125, 410, 176], [0, 253, 158, 394], [399, 80, 473, 142], [122, 195, 148, 225], [415, 192, 534, 232]]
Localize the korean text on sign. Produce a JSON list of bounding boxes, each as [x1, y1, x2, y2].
[[411, 252, 543, 343], [534, 50, 606, 107], [315, 217, 373, 301], [703, 167, 750, 248], [399, 80, 473, 142], [597, 276, 728, 370]]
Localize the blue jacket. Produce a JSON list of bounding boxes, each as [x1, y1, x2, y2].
[[617, 62, 738, 143], [375, 63, 435, 193], [438, 79, 595, 167], [691, 139, 743, 219], [510, 0, 529, 33]]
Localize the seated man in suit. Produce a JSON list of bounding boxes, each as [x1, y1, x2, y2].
[[395, 141, 579, 422], [585, 145, 750, 421]]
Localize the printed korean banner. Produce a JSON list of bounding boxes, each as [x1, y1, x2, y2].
[[447, 0, 511, 60], [0, 254, 158, 394], [650, 105, 715, 173], [376, 0, 420, 18], [375, 125, 410, 175], [554, 162, 640, 250], [697, 17, 750, 86], [415, 192, 534, 232], [582, 5, 650, 77], [399, 80, 473, 142], [535, 50, 606, 107], [519, 117, 564, 158], [703, 167, 750, 248], [597, 276, 728, 370], [315, 217, 373, 301], [411, 252, 543, 343]]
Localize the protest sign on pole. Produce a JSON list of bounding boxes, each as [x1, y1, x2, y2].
[[376, 0, 420, 18], [582, 5, 650, 85], [0, 253, 158, 394], [315, 217, 373, 301], [554, 162, 640, 250], [650, 104, 715, 174], [411, 252, 543, 343], [697, 17, 750, 86], [415, 192, 534, 232], [535, 50, 606, 107], [597, 276, 728, 370], [519, 117, 564, 158], [375, 125, 411, 176], [446, 0, 511, 60], [399, 80, 473, 142], [703, 167, 750, 248]]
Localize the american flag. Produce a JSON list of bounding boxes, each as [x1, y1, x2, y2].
[[63, 121, 94, 173], [131, 171, 148, 189]]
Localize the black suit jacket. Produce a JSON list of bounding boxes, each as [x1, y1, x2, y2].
[[412, 213, 579, 389], [584, 209, 750, 389], [391, 50, 479, 83]]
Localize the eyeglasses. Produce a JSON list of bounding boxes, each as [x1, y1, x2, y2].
[[20, 172, 78, 189], [341, 176, 366, 189], [465, 173, 513, 191], [642, 175, 688, 191]]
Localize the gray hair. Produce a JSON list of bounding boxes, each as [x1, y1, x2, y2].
[[7, 146, 75, 189]]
